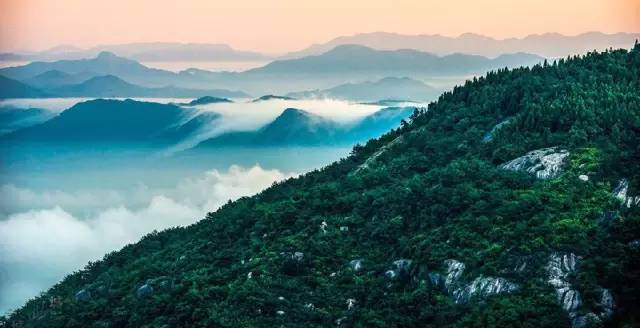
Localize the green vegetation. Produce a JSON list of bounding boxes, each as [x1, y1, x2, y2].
[[4, 44, 640, 327]]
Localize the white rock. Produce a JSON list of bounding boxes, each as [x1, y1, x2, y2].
[[349, 259, 363, 272], [578, 175, 589, 181], [320, 221, 328, 234], [547, 253, 582, 318], [500, 147, 570, 179], [452, 276, 519, 304], [276, 310, 285, 315], [346, 298, 356, 310], [444, 259, 466, 291]]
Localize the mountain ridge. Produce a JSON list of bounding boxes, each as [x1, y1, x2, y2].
[[4, 44, 640, 327]]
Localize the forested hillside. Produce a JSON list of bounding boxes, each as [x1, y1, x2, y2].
[[4, 44, 640, 328]]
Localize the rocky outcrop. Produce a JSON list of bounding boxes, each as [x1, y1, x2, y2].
[[432, 259, 518, 304], [74, 289, 91, 302], [613, 179, 640, 208], [546, 253, 615, 327], [500, 147, 569, 179], [452, 276, 519, 304], [444, 259, 465, 291], [547, 253, 581, 314], [136, 284, 154, 298]]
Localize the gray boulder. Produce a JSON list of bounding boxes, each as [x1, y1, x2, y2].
[[74, 289, 92, 302], [500, 147, 569, 179], [136, 284, 154, 298]]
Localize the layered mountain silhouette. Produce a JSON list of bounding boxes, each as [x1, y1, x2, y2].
[[195, 106, 415, 147], [0, 75, 48, 99], [248, 45, 544, 76], [48, 75, 247, 98], [2, 99, 218, 146], [0, 42, 271, 62], [287, 77, 440, 102], [0, 47, 544, 95], [282, 31, 640, 58]]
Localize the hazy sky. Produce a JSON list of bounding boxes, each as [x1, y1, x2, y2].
[[1, 0, 639, 53]]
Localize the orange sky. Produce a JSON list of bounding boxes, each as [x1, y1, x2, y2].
[[0, 0, 638, 53]]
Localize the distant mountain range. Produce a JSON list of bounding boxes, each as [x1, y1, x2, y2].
[[0, 46, 545, 96], [0, 75, 48, 99], [2, 99, 415, 149], [1, 99, 218, 146], [49, 75, 247, 98], [0, 42, 271, 63], [287, 77, 440, 102], [247, 45, 544, 76], [282, 31, 640, 59]]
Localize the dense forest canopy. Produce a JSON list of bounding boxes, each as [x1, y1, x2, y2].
[[3, 43, 640, 327]]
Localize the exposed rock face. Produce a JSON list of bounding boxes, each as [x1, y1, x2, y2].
[[613, 179, 640, 207], [443, 259, 465, 291], [500, 147, 569, 179], [74, 289, 92, 302], [136, 284, 154, 298], [452, 276, 519, 304], [547, 253, 581, 314], [435, 259, 518, 304], [546, 253, 615, 327]]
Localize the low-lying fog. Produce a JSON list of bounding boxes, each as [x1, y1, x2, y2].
[[0, 97, 383, 314]]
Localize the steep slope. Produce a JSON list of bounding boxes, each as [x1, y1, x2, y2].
[[0, 75, 48, 98], [4, 45, 640, 327], [287, 77, 440, 102]]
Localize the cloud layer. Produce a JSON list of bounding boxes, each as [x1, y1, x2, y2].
[[0, 165, 294, 315]]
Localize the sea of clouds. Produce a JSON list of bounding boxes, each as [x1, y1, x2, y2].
[[0, 164, 295, 315]]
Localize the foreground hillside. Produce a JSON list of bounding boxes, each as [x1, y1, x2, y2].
[[4, 45, 640, 327]]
